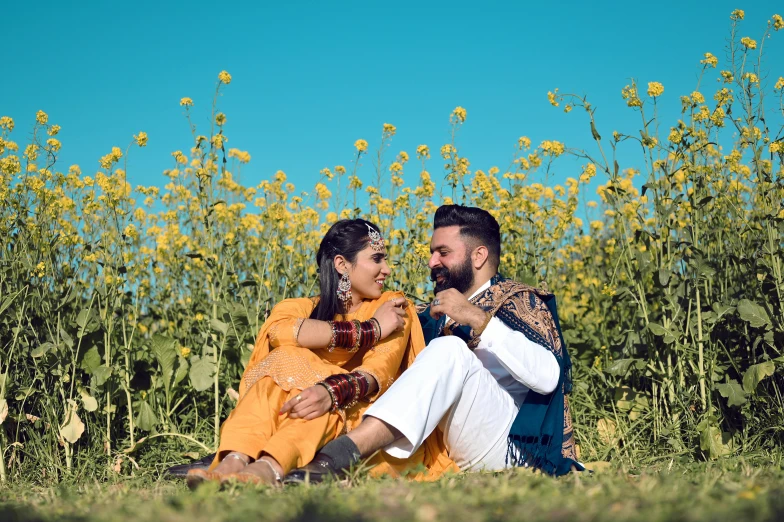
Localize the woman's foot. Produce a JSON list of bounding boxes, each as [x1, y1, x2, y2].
[[186, 469, 221, 489], [212, 452, 250, 475], [227, 457, 283, 486]]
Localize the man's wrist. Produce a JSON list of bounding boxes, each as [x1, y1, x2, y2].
[[468, 308, 490, 331]]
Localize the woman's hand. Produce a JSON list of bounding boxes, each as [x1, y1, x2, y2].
[[280, 385, 333, 420], [372, 296, 408, 340]]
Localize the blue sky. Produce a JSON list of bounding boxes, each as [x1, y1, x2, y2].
[[3, 0, 783, 209]]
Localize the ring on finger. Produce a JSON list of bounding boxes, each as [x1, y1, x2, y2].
[[433, 298, 440, 306], [295, 394, 303, 403]]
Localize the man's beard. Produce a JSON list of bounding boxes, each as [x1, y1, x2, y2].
[[431, 254, 474, 294]]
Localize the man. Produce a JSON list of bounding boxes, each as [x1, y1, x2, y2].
[[285, 204, 582, 481]]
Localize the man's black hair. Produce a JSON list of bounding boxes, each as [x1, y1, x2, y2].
[[433, 205, 501, 269]]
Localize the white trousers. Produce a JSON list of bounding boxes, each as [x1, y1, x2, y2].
[[364, 336, 519, 471]]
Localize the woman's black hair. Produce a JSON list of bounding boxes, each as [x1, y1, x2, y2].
[[310, 219, 382, 321]]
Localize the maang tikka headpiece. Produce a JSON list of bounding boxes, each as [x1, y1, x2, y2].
[[366, 224, 385, 252]]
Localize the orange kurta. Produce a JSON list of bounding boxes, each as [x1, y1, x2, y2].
[[213, 291, 456, 477]]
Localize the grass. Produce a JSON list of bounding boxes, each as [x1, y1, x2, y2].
[[2, 459, 784, 522]]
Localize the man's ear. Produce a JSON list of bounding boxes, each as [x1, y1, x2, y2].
[[333, 255, 349, 275], [472, 245, 489, 269]]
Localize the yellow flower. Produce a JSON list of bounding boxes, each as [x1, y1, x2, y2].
[[775, 77, 784, 90], [774, 14, 784, 30], [590, 220, 604, 231], [48, 124, 61, 136], [740, 36, 757, 50], [770, 142, 783, 154], [440, 144, 455, 159], [691, 91, 705, 104], [215, 113, 227, 126], [700, 52, 718, 67], [315, 182, 331, 200], [647, 81, 664, 97], [397, 151, 409, 164], [547, 89, 559, 107], [354, 139, 368, 153], [518, 136, 531, 150], [36, 110, 48, 125], [540, 140, 565, 157], [0, 116, 14, 131], [451, 106, 467, 124], [46, 138, 61, 152], [212, 134, 226, 148], [390, 162, 403, 173], [416, 145, 430, 159], [180, 346, 191, 358], [621, 84, 642, 107], [123, 223, 139, 240], [382, 123, 396, 136], [134, 132, 148, 147], [731, 9, 744, 21], [218, 70, 232, 84], [32, 261, 45, 278], [563, 105, 572, 113], [743, 72, 759, 84]]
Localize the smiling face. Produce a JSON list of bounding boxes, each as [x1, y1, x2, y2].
[[339, 244, 391, 302], [428, 225, 475, 294]]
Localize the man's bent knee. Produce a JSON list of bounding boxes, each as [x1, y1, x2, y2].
[[421, 336, 474, 367]]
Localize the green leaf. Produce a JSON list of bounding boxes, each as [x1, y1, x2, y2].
[[80, 389, 98, 412], [647, 323, 676, 344], [209, 318, 229, 336], [151, 334, 177, 396], [737, 299, 771, 329], [189, 355, 216, 392], [614, 386, 637, 412], [0, 288, 24, 317], [743, 361, 776, 393], [174, 356, 189, 386], [605, 358, 645, 377], [79, 346, 102, 373], [0, 399, 8, 425], [657, 269, 671, 287], [92, 366, 112, 386], [135, 401, 158, 432], [716, 380, 747, 407], [59, 400, 85, 444], [699, 425, 732, 459], [31, 342, 55, 358]]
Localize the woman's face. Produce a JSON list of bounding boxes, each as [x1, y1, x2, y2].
[[343, 245, 391, 301]]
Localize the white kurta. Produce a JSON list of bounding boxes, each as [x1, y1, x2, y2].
[[365, 279, 561, 471]]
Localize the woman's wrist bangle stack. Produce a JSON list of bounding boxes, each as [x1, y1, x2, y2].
[[317, 372, 371, 412], [326, 319, 382, 353]]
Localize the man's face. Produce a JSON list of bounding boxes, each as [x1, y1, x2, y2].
[[428, 226, 474, 294]]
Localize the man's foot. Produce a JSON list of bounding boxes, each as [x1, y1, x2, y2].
[[284, 453, 344, 484], [284, 436, 362, 484]]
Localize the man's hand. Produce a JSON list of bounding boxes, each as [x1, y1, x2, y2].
[[280, 385, 332, 420], [430, 288, 487, 330]]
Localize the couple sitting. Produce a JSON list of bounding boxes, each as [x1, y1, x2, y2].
[[185, 204, 582, 487]]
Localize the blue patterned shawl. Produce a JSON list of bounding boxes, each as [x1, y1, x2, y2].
[[418, 274, 582, 476]]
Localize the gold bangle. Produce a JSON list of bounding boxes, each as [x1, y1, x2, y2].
[[473, 312, 493, 336], [349, 319, 362, 353]]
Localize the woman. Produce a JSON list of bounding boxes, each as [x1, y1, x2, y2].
[[187, 219, 425, 487]]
